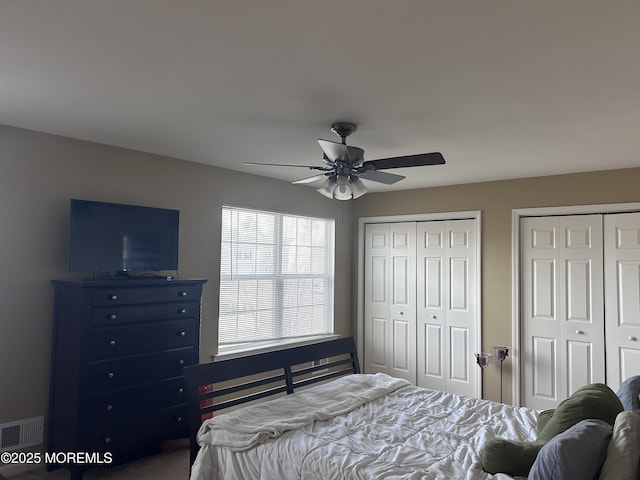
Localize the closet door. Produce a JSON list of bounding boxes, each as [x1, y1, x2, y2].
[[604, 213, 640, 391], [416, 219, 477, 397], [521, 215, 605, 410], [363, 223, 417, 383]]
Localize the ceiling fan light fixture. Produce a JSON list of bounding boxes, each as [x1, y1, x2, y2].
[[317, 177, 338, 199], [318, 175, 367, 200], [350, 177, 368, 199], [334, 175, 353, 200]]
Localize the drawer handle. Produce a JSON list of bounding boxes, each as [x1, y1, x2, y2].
[[106, 404, 113, 411], [177, 308, 187, 315], [108, 295, 118, 301], [178, 331, 186, 337], [108, 314, 117, 321], [109, 340, 116, 347], [629, 336, 638, 342], [178, 291, 187, 297], [107, 372, 114, 379], [178, 359, 185, 366], [576, 330, 584, 335], [177, 388, 184, 394], [175, 416, 183, 423]]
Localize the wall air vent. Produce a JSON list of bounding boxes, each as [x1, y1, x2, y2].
[[0, 416, 44, 452]]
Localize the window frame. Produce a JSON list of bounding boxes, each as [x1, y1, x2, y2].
[[218, 205, 336, 353]]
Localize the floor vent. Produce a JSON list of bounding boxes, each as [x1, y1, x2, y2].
[[0, 416, 44, 452]]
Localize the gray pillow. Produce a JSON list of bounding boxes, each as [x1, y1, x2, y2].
[[616, 375, 640, 413], [528, 419, 613, 480], [599, 411, 640, 480]]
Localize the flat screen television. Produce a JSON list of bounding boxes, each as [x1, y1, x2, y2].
[[68, 199, 179, 274]]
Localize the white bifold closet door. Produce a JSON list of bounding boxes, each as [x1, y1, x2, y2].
[[363, 222, 417, 383], [521, 215, 605, 411], [604, 212, 640, 391], [364, 220, 478, 398], [521, 212, 640, 410], [416, 220, 477, 396]]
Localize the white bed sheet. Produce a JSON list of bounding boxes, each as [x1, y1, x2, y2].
[[191, 374, 539, 480]]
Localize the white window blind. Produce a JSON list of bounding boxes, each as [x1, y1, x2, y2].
[[219, 206, 335, 346]]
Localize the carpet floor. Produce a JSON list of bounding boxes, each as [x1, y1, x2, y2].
[[5, 440, 190, 480]]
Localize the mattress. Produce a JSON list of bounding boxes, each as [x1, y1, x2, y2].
[[190, 373, 539, 480]]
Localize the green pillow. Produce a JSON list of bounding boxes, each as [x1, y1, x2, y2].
[[480, 438, 543, 477], [481, 383, 623, 477], [537, 383, 623, 443], [536, 409, 555, 435]]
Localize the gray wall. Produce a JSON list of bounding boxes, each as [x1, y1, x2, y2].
[[0, 124, 354, 425]]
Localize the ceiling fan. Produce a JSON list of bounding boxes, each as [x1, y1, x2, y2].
[[244, 122, 445, 200]]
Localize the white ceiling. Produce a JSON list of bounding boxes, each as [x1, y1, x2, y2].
[[2, 1, 640, 193]]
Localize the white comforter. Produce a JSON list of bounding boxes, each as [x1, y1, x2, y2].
[[190, 373, 539, 480]]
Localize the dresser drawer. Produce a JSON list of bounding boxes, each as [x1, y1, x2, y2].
[[91, 301, 197, 326], [89, 348, 194, 393], [90, 319, 196, 360], [87, 405, 188, 454], [91, 284, 202, 307], [87, 377, 187, 425]]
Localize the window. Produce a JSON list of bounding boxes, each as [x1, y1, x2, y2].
[[219, 206, 335, 348]]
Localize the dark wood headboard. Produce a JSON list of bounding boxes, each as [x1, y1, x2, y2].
[[183, 336, 360, 466]]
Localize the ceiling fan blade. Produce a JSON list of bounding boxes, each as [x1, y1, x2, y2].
[[292, 174, 328, 184], [359, 170, 406, 185], [363, 152, 445, 170], [317, 140, 350, 164], [347, 146, 365, 166], [243, 162, 330, 170]]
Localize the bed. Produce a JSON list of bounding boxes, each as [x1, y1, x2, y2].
[[183, 337, 640, 480]]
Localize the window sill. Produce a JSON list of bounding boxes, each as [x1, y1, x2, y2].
[[212, 334, 340, 361]]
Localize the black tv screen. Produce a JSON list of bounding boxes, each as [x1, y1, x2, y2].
[[68, 199, 179, 273]]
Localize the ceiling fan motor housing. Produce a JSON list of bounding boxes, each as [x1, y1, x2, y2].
[[331, 122, 358, 143]]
